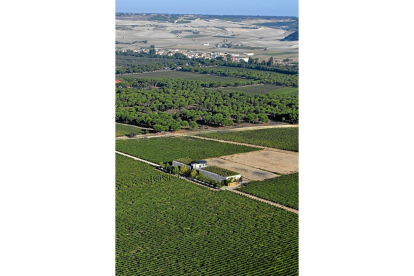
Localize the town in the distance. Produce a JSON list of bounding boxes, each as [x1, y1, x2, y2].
[[115, 11, 299, 276]]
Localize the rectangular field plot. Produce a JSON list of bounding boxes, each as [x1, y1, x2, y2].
[[240, 173, 299, 210], [214, 149, 298, 175], [115, 136, 260, 163], [210, 84, 298, 95], [198, 127, 299, 152], [117, 70, 249, 83], [205, 158, 279, 181], [116, 154, 298, 276]]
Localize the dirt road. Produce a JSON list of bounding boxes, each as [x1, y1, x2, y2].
[[229, 189, 299, 214], [115, 151, 160, 166]]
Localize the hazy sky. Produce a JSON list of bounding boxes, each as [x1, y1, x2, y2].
[[116, 0, 298, 17]]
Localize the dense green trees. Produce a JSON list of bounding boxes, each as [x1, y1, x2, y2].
[[116, 78, 298, 130], [116, 50, 298, 75]]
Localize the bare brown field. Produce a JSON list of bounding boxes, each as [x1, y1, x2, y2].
[[205, 158, 279, 181], [115, 18, 298, 57], [209, 149, 298, 176]]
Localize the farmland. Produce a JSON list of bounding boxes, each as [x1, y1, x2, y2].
[[116, 70, 250, 83], [210, 84, 298, 95], [184, 34, 209, 38], [198, 127, 299, 152], [116, 154, 298, 275], [115, 123, 145, 137], [115, 136, 260, 163], [239, 173, 299, 209]]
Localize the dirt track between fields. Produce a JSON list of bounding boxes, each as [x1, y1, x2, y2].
[[191, 135, 298, 175], [230, 189, 298, 214], [205, 158, 279, 181], [116, 150, 297, 213]]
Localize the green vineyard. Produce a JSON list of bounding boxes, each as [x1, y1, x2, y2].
[[116, 154, 298, 275], [115, 136, 260, 163], [116, 123, 145, 137], [240, 173, 299, 210], [197, 127, 299, 152]]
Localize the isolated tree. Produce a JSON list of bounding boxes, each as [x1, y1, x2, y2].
[[190, 169, 197, 178], [180, 165, 188, 175], [149, 45, 156, 56], [198, 172, 204, 181], [267, 57, 274, 66], [173, 166, 179, 175], [189, 121, 198, 129]]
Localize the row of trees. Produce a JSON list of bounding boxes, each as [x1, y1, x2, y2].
[[116, 50, 298, 75], [160, 163, 225, 188]]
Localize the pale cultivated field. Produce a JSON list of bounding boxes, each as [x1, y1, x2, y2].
[[205, 158, 279, 181], [115, 18, 298, 58], [206, 148, 298, 177]]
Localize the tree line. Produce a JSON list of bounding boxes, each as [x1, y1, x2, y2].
[[116, 50, 298, 75]]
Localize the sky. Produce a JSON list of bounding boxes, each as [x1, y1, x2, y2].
[[116, 0, 298, 17]]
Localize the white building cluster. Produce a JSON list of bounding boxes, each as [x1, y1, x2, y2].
[[123, 47, 254, 63]]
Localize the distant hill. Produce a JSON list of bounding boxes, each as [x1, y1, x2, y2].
[[281, 31, 298, 41], [254, 20, 298, 32]]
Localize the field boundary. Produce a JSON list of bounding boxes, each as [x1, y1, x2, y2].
[[115, 151, 160, 166], [187, 135, 298, 156], [230, 189, 299, 214]]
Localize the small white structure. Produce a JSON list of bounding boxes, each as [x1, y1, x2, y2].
[[243, 52, 254, 56], [190, 160, 207, 169], [202, 43, 210, 46]]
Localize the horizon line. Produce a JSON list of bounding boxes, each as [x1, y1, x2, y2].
[[115, 11, 298, 18]]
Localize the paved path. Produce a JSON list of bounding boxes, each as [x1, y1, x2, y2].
[[229, 189, 299, 214]]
